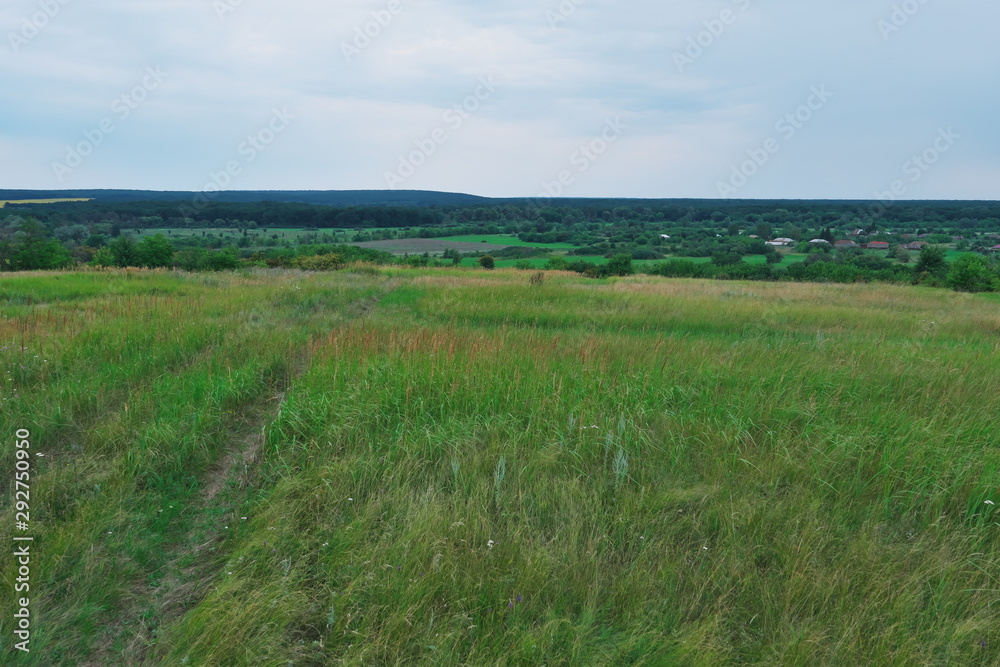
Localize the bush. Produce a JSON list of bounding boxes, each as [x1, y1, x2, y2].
[[293, 253, 344, 271], [914, 246, 948, 282], [479, 255, 495, 270], [91, 247, 115, 268], [947, 254, 999, 292], [604, 254, 634, 277]]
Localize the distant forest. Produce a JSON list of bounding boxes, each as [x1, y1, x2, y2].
[[2, 192, 1000, 291]]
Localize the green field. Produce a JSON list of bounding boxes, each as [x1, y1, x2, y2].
[[1, 268, 998, 665], [459, 254, 810, 269], [459, 255, 663, 269], [436, 234, 577, 249]]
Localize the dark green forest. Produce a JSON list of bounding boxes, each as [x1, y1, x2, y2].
[[2, 192, 999, 291]]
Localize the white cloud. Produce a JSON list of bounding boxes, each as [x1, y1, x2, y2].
[[0, 0, 997, 198]]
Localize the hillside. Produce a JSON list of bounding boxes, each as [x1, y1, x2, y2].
[[1, 267, 997, 665]]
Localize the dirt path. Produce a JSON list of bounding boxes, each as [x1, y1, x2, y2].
[[82, 284, 398, 665]]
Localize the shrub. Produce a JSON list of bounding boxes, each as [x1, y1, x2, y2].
[[293, 253, 344, 271], [479, 255, 495, 270], [604, 254, 634, 277], [947, 253, 999, 292]]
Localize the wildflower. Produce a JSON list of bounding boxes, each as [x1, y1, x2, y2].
[[986, 500, 995, 506], [517, 595, 522, 603], [487, 540, 495, 549]]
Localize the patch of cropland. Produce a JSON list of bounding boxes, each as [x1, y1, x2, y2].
[[1, 268, 998, 665], [353, 238, 512, 254]]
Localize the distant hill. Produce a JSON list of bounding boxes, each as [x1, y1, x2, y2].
[[0, 189, 490, 208], [2, 189, 997, 212]]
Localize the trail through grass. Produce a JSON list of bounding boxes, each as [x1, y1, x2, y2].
[[1, 268, 997, 665]]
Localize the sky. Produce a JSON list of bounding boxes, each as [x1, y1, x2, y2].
[[1, 0, 998, 200]]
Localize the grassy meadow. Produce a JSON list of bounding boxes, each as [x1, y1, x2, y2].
[[1, 267, 998, 665]]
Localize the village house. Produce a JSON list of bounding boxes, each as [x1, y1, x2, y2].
[[867, 241, 890, 250], [834, 240, 858, 249]]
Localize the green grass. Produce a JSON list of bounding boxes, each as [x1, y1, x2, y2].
[[1, 268, 998, 665], [437, 234, 577, 249]]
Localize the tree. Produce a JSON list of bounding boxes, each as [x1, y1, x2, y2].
[[203, 248, 241, 271], [109, 234, 139, 267], [947, 254, 999, 292], [604, 254, 634, 277], [711, 251, 742, 266], [479, 255, 495, 270], [137, 234, 175, 268], [891, 245, 911, 263], [54, 224, 90, 245], [913, 245, 948, 281], [11, 218, 73, 270], [91, 247, 115, 268]]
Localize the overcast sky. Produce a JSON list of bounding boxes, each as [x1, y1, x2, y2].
[[1, 0, 997, 200]]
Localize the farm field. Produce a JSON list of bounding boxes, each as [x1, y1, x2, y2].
[[0, 198, 92, 207], [354, 238, 513, 254], [1, 268, 998, 665], [435, 234, 577, 249], [457, 256, 663, 269]]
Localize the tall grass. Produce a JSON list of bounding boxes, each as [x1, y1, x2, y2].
[[1, 268, 997, 665]]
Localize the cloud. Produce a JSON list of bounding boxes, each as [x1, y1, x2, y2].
[[0, 0, 997, 198]]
